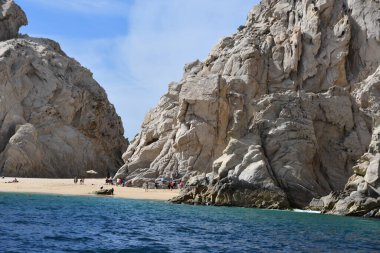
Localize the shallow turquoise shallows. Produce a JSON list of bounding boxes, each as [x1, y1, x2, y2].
[[1, 193, 380, 252]]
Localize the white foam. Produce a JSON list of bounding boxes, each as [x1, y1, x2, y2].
[[293, 209, 321, 214]]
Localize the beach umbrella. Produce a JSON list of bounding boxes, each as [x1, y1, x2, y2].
[[86, 170, 98, 175]]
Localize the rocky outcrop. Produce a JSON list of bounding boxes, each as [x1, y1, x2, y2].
[[116, 0, 380, 210], [309, 115, 380, 217], [0, 1, 127, 177], [0, 0, 27, 41]]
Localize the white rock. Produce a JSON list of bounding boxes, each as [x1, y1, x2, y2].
[[0, 1, 127, 177], [116, 0, 380, 209]]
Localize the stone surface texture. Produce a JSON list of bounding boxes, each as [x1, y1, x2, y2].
[[115, 0, 380, 212], [0, 1, 127, 177]]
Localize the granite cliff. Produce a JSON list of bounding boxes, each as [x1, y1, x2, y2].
[[0, 0, 127, 177], [115, 0, 380, 213]]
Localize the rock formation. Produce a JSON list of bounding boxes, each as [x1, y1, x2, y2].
[[0, 0, 27, 41], [0, 0, 127, 177], [310, 83, 380, 217], [115, 0, 380, 212]]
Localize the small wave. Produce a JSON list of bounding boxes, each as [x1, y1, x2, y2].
[[293, 209, 321, 214]]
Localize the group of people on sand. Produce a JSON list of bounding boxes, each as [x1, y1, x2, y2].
[[103, 176, 187, 192], [150, 179, 185, 190], [106, 177, 130, 187], [165, 180, 184, 190], [74, 177, 85, 185], [105, 177, 113, 185], [133, 180, 185, 191], [167, 181, 176, 190]]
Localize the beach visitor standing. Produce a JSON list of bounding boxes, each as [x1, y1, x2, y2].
[[144, 182, 148, 192]]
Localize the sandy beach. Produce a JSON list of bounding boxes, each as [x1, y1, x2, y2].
[[0, 177, 180, 201]]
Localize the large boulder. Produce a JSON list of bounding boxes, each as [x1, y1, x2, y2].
[[0, 1, 127, 177], [116, 0, 380, 209], [0, 0, 27, 41]]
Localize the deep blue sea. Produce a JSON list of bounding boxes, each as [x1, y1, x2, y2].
[[1, 193, 380, 252]]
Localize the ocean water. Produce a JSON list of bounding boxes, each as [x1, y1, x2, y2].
[[0, 193, 380, 253]]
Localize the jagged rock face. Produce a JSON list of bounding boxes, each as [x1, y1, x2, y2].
[[0, 1, 127, 177], [309, 115, 380, 217], [116, 0, 380, 209], [0, 0, 27, 41]]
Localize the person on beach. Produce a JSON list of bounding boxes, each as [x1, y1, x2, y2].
[[106, 177, 114, 185], [144, 182, 148, 192], [154, 182, 159, 189], [6, 178, 19, 183], [74, 177, 78, 184]]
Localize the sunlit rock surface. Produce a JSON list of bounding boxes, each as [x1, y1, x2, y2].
[[0, 1, 127, 177], [116, 0, 380, 211]]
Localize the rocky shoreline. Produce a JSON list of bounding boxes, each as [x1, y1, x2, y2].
[[115, 0, 380, 217], [2, 0, 380, 217], [0, 1, 127, 178]]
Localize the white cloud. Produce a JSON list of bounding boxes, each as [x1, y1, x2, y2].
[[118, 0, 256, 138], [41, 1, 257, 138]]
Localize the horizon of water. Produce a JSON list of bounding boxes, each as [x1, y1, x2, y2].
[[1, 192, 380, 252]]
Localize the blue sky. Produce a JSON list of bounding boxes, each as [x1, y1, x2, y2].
[[16, 0, 257, 138]]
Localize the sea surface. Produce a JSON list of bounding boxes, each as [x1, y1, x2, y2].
[[0, 193, 380, 252]]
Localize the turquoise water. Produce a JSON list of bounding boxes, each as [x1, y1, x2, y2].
[[1, 193, 380, 252]]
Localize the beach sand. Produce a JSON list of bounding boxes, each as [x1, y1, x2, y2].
[[0, 177, 180, 201]]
